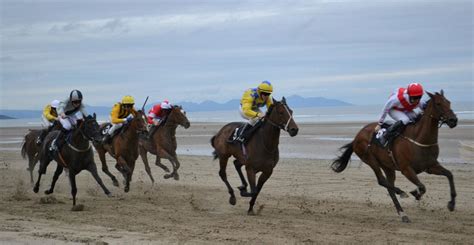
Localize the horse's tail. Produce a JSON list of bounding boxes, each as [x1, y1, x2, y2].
[[21, 139, 27, 159], [210, 136, 219, 160], [331, 142, 353, 173]]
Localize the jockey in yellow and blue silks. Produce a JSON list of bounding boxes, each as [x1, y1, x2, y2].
[[102, 95, 138, 143], [230, 81, 274, 143], [36, 99, 60, 145]]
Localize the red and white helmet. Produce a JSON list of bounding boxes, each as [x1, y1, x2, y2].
[[161, 99, 172, 109], [407, 83, 423, 97]]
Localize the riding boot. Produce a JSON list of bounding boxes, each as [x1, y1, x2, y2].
[[148, 125, 157, 140], [102, 133, 112, 144], [382, 121, 405, 146], [238, 120, 263, 144], [50, 128, 67, 152], [36, 128, 49, 145]]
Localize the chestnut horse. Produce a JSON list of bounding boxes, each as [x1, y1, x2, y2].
[[331, 91, 458, 222], [93, 110, 148, 192], [138, 105, 190, 182], [33, 114, 110, 208], [211, 97, 298, 215]]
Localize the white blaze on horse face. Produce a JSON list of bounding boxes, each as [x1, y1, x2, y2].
[[180, 109, 186, 115]]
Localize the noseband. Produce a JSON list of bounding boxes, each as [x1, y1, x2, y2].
[[265, 103, 293, 132]]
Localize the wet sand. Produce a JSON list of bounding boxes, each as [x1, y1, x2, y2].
[[0, 122, 473, 244]]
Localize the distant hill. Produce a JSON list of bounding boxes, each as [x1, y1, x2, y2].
[[0, 114, 16, 119], [0, 95, 352, 118]]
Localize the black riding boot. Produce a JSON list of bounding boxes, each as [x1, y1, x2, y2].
[[36, 128, 50, 145], [238, 120, 263, 144], [382, 121, 405, 146], [148, 125, 157, 140], [50, 128, 68, 153], [102, 133, 112, 144]]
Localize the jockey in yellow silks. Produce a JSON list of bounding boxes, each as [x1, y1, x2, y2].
[[102, 95, 138, 143], [230, 81, 274, 143]]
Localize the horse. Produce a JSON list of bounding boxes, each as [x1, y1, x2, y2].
[[331, 91, 458, 223], [21, 130, 41, 183], [33, 114, 111, 208], [21, 123, 62, 183], [138, 105, 190, 182], [93, 110, 148, 192], [210, 97, 299, 215]]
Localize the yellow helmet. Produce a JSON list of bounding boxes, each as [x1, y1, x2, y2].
[[121, 95, 135, 105], [257, 81, 273, 94]]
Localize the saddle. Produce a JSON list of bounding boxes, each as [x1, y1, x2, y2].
[[100, 123, 129, 144], [371, 122, 394, 148]]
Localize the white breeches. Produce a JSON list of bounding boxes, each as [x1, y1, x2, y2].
[[41, 115, 54, 128], [239, 105, 261, 126], [389, 109, 418, 125], [107, 122, 124, 135], [59, 111, 83, 130]]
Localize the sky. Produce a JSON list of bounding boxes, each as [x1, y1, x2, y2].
[[0, 0, 473, 110]]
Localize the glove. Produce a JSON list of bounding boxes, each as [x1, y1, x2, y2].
[[256, 112, 264, 119], [60, 113, 66, 119], [374, 124, 381, 132], [126, 116, 133, 123]]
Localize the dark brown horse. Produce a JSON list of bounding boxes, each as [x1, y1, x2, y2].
[[331, 91, 458, 222], [33, 114, 110, 208], [138, 105, 190, 182], [211, 97, 298, 215], [21, 130, 41, 183], [93, 110, 148, 192]]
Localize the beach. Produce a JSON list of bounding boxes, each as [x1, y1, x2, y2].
[[0, 121, 473, 244]]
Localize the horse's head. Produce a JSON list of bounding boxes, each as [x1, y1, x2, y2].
[[81, 113, 102, 143], [168, 105, 191, 129], [266, 97, 299, 136], [131, 110, 149, 136], [427, 90, 458, 128]]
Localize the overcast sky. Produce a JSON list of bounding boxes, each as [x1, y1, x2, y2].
[[1, 0, 472, 109]]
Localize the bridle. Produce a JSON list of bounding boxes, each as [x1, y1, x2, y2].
[[264, 102, 293, 132]]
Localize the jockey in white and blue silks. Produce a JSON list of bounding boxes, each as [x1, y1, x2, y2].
[[50, 90, 88, 152], [375, 83, 427, 146]]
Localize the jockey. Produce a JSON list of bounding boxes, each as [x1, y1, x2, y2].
[[50, 90, 88, 152], [230, 81, 274, 143], [147, 99, 172, 139], [375, 82, 427, 146], [36, 99, 60, 145], [102, 95, 138, 143]]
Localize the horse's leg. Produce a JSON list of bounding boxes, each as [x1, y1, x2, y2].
[[33, 158, 51, 193], [426, 163, 456, 211], [367, 161, 409, 222], [400, 166, 426, 200], [115, 156, 131, 193], [45, 164, 63, 195], [233, 160, 249, 195], [248, 169, 273, 215], [218, 156, 236, 205], [159, 151, 178, 180], [155, 156, 169, 172], [86, 161, 111, 196], [68, 171, 78, 207], [169, 155, 181, 181], [243, 166, 257, 200], [28, 156, 35, 184], [139, 146, 155, 184], [382, 167, 408, 198], [97, 148, 119, 187]]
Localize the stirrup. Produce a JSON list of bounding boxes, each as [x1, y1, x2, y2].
[[49, 139, 58, 152]]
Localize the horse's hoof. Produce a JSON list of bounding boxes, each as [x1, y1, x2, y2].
[[124, 187, 130, 193], [448, 201, 455, 211], [401, 215, 411, 223], [399, 192, 409, 198], [112, 180, 119, 187], [173, 173, 179, 181], [229, 196, 236, 205], [44, 190, 53, 195], [410, 190, 421, 200], [33, 186, 39, 193], [71, 204, 84, 212], [163, 174, 172, 179], [247, 210, 256, 216], [237, 186, 247, 192], [106, 192, 113, 198]]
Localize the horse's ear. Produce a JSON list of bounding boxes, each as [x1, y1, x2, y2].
[[282, 97, 286, 104], [427, 91, 434, 98], [93, 113, 96, 119], [273, 98, 277, 104], [440, 89, 444, 96]]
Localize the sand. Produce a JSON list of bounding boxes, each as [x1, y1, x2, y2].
[[0, 122, 473, 244]]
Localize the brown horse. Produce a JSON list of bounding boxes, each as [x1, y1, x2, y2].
[[33, 114, 111, 208], [93, 110, 148, 192], [331, 91, 458, 223], [21, 130, 41, 183], [211, 97, 299, 215], [138, 105, 190, 182]]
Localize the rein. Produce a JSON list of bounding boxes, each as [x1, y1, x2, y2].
[[264, 103, 293, 132], [401, 136, 438, 147]]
